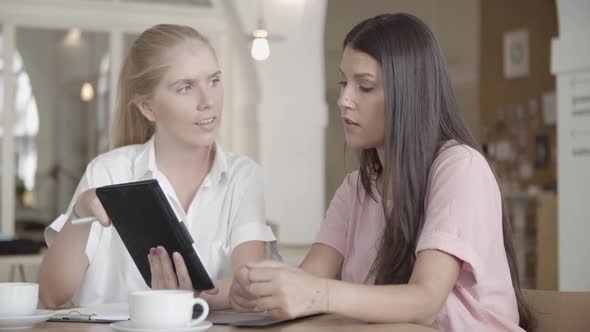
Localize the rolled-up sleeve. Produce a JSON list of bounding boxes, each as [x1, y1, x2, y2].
[[416, 149, 502, 285], [44, 171, 90, 247]]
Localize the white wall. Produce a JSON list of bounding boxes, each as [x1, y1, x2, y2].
[[230, 0, 328, 245], [218, 0, 261, 162], [551, 0, 590, 291]]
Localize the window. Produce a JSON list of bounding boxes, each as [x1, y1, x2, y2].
[[0, 35, 40, 193]]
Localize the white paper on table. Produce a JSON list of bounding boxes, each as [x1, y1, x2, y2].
[[52, 302, 129, 322]]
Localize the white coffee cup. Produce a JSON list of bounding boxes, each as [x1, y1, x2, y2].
[[129, 290, 209, 329], [0, 282, 39, 317]]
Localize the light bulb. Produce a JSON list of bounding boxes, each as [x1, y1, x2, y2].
[[251, 29, 270, 61], [80, 82, 95, 102], [64, 28, 81, 47]]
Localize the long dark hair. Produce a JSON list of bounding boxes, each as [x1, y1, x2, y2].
[[344, 13, 531, 330]]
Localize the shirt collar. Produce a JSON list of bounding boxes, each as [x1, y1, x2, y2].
[[132, 135, 228, 186], [132, 136, 157, 180], [205, 142, 228, 187]]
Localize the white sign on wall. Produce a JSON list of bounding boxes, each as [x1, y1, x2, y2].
[[552, 0, 590, 289]]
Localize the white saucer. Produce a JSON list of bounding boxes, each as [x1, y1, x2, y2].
[[0, 310, 55, 330], [110, 320, 212, 332]]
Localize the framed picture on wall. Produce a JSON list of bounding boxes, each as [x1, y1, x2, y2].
[[534, 135, 550, 169], [503, 29, 529, 79]]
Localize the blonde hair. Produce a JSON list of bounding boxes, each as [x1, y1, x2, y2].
[[111, 24, 214, 149]]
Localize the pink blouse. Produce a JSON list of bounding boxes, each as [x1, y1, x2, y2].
[[315, 143, 523, 331]]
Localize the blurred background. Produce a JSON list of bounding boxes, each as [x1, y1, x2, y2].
[[0, 0, 588, 293]]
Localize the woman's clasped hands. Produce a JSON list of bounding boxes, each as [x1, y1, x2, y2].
[[229, 261, 329, 319]]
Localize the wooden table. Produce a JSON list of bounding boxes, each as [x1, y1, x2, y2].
[[30, 314, 436, 331]]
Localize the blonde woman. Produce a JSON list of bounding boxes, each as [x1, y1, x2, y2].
[[38, 24, 277, 310]]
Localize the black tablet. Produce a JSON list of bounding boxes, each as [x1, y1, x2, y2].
[[95, 179, 215, 291]]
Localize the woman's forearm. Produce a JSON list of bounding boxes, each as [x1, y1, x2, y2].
[[326, 280, 439, 325], [200, 279, 231, 309], [38, 213, 91, 309]]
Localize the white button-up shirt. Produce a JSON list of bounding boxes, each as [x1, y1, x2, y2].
[[45, 137, 277, 306]]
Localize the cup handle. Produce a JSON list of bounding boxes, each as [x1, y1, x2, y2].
[[189, 298, 209, 326]]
